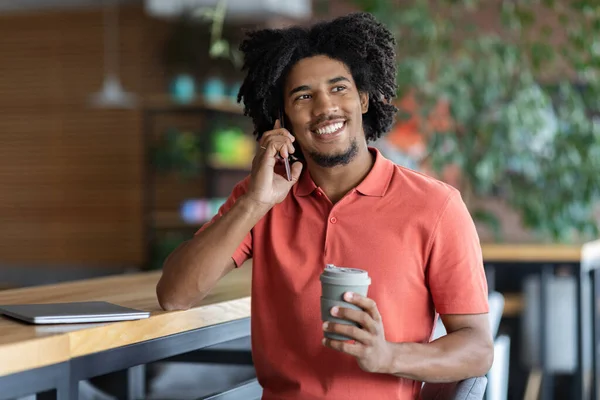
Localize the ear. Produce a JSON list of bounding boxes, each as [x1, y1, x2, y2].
[[359, 91, 369, 114]]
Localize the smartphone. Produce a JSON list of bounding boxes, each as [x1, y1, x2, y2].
[[278, 109, 292, 181]]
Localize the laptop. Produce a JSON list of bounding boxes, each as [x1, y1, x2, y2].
[[0, 301, 150, 324]]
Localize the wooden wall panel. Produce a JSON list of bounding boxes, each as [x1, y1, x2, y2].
[[0, 6, 145, 266]]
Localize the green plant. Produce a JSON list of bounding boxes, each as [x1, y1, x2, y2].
[[193, 0, 243, 68], [152, 128, 204, 178], [150, 232, 190, 270], [164, 0, 242, 72], [352, 0, 600, 242]]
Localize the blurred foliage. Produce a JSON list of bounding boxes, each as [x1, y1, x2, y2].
[[151, 232, 190, 270], [192, 0, 243, 68], [353, 0, 600, 242], [164, 0, 242, 71], [152, 128, 204, 178]]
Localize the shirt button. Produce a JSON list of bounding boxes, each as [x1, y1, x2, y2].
[[330, 217, 337, 224]]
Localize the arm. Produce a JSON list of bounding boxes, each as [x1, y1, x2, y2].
[[157, 120, 302, 311], [399, 188, 493, 381], [323, 294, 493, 383], [385, 313, 493, 382], [156, 195, 268, 311]]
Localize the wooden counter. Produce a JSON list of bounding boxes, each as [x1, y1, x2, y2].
[[481, 243, 582, 263], [0, 266, 252, 377], [0, 243, 589, 377]]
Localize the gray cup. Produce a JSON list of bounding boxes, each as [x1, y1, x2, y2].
[[320, 264, 371, 341]]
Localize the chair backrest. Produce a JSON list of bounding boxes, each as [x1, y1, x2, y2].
[[487, 334, 511, 400], [421, 376, 488, 400], [198, 378, 262, 400], [488, 291, 504, 338], [425, 292, 502, 400], [432, 291, 505, 341]]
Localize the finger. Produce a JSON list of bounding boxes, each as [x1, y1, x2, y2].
[[331, 306, 378, 334], [280, 143, 289, 159], [260, 133, 294, 149], [251, 137, 290, 177], [274, 142, 293, 163], [323, 321, 372, 345], [344, 292, 383, 323], [262, 127, 295, 143], [256, 140, 285, 166], [260, 136, 293, 160], [290, 161, 303, 182], [273, 118, 296, 145], [322, 337, 364, 357]]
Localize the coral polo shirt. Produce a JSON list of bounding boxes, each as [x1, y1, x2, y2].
[[199, 148, 489, 400]]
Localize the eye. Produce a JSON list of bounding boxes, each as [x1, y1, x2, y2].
[[332, 85, 347, 93], [295, 94, 311, 101]]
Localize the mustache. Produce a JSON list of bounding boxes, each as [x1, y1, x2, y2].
[[309, 115, 346, 130]]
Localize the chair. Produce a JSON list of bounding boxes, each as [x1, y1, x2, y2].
[[421, 376, 488, 400], [197, 293, 506, 400], [431, 291, 505, 340], [487, 335, 511, 400], [197, 378, 262, 400], [196, 375, 487, 400], [195, 375, 488, 400], [423, 291, 506, 400]]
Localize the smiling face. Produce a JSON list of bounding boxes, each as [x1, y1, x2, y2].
[[283, 55, 369, 168]]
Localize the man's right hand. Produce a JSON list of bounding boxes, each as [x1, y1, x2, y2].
[[245, 119, 303, 208]]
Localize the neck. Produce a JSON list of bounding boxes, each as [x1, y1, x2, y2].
[[306, 144, 374, 204]]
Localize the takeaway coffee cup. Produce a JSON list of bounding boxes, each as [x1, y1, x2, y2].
[[320, 264, 371, 341]]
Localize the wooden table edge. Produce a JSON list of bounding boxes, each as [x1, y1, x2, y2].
[[68, 296, 252, 358], [0, 334, 70, 377], [481, 243, 582, 263]]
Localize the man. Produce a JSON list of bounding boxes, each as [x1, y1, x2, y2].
[[157, 12, 493, 400]]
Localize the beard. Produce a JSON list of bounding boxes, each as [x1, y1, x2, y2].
[[306, 138, 359, 168]]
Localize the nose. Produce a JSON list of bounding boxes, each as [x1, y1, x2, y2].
[[311, 92, 338, 119]]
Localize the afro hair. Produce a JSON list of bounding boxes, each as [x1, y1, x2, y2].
[[237, 12, 398, 143]]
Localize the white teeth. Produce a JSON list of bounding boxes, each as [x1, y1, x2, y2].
[[315, 122, 344, 135]]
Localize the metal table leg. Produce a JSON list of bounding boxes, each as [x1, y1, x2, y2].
[[577, 265, 586, 400], [69, 318, 251, 400], [127, 365, 146, 400], [0, 362, 69, 400], [592, 268, 599, 400], [540, 264, 553, 400], [38, 374, 70, 400]]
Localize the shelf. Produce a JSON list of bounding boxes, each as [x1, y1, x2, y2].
[[206, 157, 252, 173], [143, 94, 245, 115], [152, 211, 205, 230]]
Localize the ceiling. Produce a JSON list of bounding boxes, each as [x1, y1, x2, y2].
[[0, 0, 139, 14], [0, 0, 311, 18]]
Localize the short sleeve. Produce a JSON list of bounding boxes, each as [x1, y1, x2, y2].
[[425, 190, 489, 315], [195, 176, 252, 268]]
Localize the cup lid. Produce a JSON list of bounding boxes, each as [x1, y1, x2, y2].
[[320, 264, 371, 286]]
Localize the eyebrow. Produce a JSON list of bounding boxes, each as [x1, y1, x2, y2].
[[288, 76, 351, 97]]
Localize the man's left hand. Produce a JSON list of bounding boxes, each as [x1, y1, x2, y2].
[[322, 292, 391, 373]]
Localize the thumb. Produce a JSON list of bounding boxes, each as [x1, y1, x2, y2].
[[274, 119, 281, 130], [289, 161, 303, 183]]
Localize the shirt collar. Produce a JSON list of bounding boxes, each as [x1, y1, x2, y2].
[[294, 165, 318, 197], [294, 147, 394, 197]]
